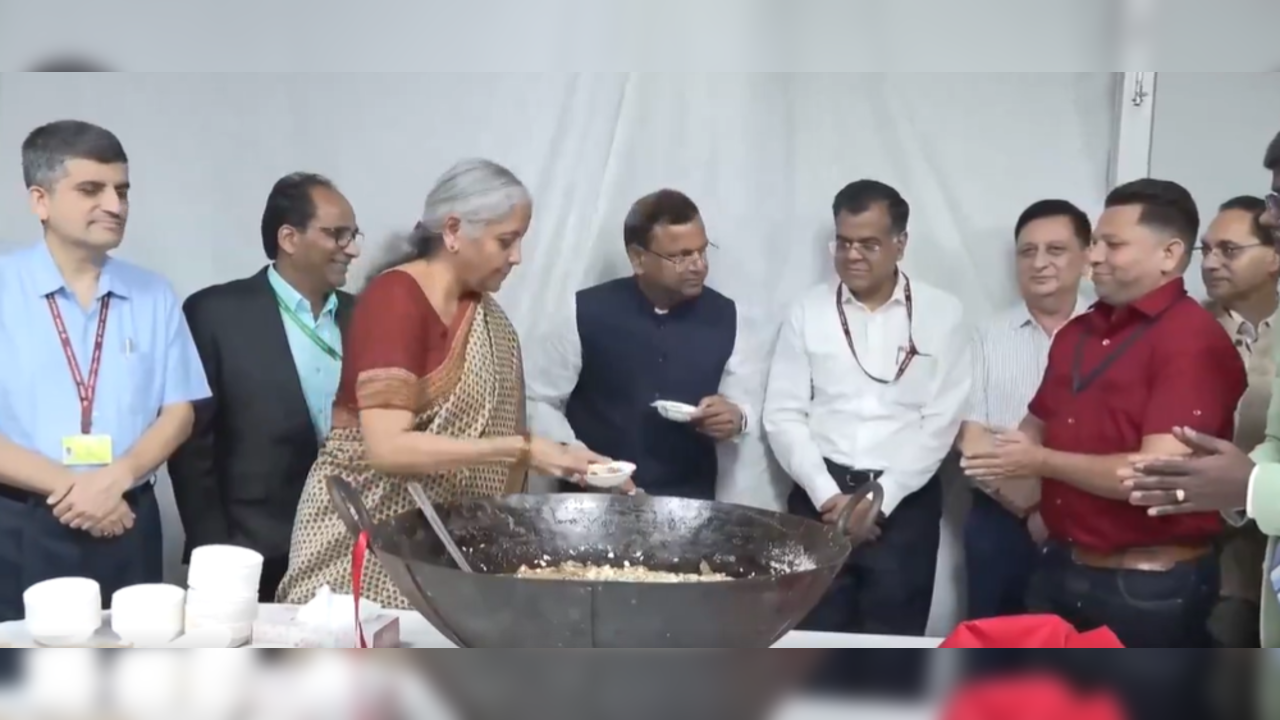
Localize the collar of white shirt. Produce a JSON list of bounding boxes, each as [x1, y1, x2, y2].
[[1007, 294, 1091, 333], [839, 273, 909, 312]]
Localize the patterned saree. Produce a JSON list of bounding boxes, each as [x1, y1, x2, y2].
[[276, 294, 527, 609]]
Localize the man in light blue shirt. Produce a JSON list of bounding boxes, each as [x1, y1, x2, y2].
[[0, 120, 210, 622], [169, 173, 358, 601]]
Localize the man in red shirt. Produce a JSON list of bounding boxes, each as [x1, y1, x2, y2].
[[964, 179, 1246, 720]]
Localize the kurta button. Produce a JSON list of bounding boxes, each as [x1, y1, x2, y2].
[[1101, 339, 1111, 347], [1067, 418, 1075, 424]]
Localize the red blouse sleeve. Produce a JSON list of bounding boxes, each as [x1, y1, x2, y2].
[[341, 271, 431, 411]]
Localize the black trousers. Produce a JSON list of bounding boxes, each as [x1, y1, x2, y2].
[[1017, 543, 1218, 720], [787, 461, 943, 698], [261, 555, 290, 604], [0, 482, 163, 623]]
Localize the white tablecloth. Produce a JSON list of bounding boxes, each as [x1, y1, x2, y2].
[[0, 605, 942, 649], [0, 608, 946, 720]]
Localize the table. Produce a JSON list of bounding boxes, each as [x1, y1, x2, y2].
[[0, 609, 947, 720], [0, 606, 942, 649]]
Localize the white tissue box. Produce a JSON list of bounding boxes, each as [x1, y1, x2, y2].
[[251, 605, 400, 648]]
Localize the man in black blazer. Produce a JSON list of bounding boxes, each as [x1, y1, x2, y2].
[[169, 172, 360, 601]]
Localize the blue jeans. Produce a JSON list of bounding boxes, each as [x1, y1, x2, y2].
[[1025, 543, 1218, 720]]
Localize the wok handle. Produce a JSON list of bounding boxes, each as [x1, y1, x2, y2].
[[327, 475, 377, 539], [835, 479, 884, 546]]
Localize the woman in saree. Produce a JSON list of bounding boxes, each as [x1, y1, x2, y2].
[[277, 158, 622, 608]]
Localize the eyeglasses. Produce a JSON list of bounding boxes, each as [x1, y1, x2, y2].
[[830, 236, 902, 257], [1198, 242, 1269, 261], [644, 241, 718, 270], [318, 226, 364, 249]]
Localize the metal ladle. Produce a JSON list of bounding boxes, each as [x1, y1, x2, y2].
[[407, 483, 474, 573]]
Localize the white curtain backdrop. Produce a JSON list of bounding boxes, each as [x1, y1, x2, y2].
[[0, 72, 1118, 635]]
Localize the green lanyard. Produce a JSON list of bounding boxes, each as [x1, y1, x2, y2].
[[275, 293, 342, 362]]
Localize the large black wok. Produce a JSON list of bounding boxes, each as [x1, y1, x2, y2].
[[328, 476, 882, 649]]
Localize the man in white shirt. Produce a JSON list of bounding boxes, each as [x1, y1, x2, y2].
[[764, 180, 970, 692], [525, 190, 752, 500], [958, 200, 1090, 621]]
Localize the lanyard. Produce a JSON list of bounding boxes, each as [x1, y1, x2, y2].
[[1070, 299, 1183, 395], [48, 295, 111, 435], [835, 274, 924, 385], [275, 293, 342, 362]]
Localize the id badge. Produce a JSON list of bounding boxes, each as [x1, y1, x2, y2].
[[62, 434, 113, 466]]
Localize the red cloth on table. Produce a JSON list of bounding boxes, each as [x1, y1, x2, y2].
[[938, 614, 1125, 648], [943, 674, 1128, 720]]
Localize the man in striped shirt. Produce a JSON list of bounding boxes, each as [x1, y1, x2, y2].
[[957, 200, 1091, 620]]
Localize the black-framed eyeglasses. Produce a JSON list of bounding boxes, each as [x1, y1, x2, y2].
[[1198, 242, 1269, 261], [643, 241, 719, 269], [829, 234, 905, 257], [318, 226, 364, 249]]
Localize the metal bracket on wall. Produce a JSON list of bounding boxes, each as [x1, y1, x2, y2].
[[1129, 73, 1152, 108], [1111, 72, 1158, 186]]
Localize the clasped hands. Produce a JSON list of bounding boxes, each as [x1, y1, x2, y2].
[[960, 429, 1044, 519], [47, 465, 136, 538]]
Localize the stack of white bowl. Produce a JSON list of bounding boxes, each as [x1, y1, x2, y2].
[[22, 577, 102, 646], [185, 545, 263, 644]]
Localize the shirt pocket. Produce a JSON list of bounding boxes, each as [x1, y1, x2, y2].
[[892, 355, 936, 408], [808, 333, 860, 393], [121, 351, 159, 413]]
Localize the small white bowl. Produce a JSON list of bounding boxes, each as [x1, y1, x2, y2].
[[585, 460, 637, 488], [24, 577, 102, 646], [652, 400, 699, 423], [189, 544, 265, 567], [111, 584, 186, 645]]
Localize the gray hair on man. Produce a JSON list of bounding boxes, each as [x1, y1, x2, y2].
[[21, 120, 128, 190]]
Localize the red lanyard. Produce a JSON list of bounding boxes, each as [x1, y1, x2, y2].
[[835, 275, 923, 385], [351, 530, 370, 648], [47, 295, 111, 435]]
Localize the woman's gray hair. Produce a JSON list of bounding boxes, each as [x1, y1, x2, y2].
[[365, 158, 531, 279], [419, 158, 531, 234]]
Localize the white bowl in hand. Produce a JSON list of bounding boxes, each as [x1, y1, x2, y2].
[[24, 577, 103, 646], [652, 400, 699, 423], [585, 461, 637, 488]]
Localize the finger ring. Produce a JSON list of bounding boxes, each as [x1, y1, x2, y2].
[[1175, 489, 1187, 503]]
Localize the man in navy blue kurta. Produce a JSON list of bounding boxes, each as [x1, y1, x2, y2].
[[526, 190, 752, 500]]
